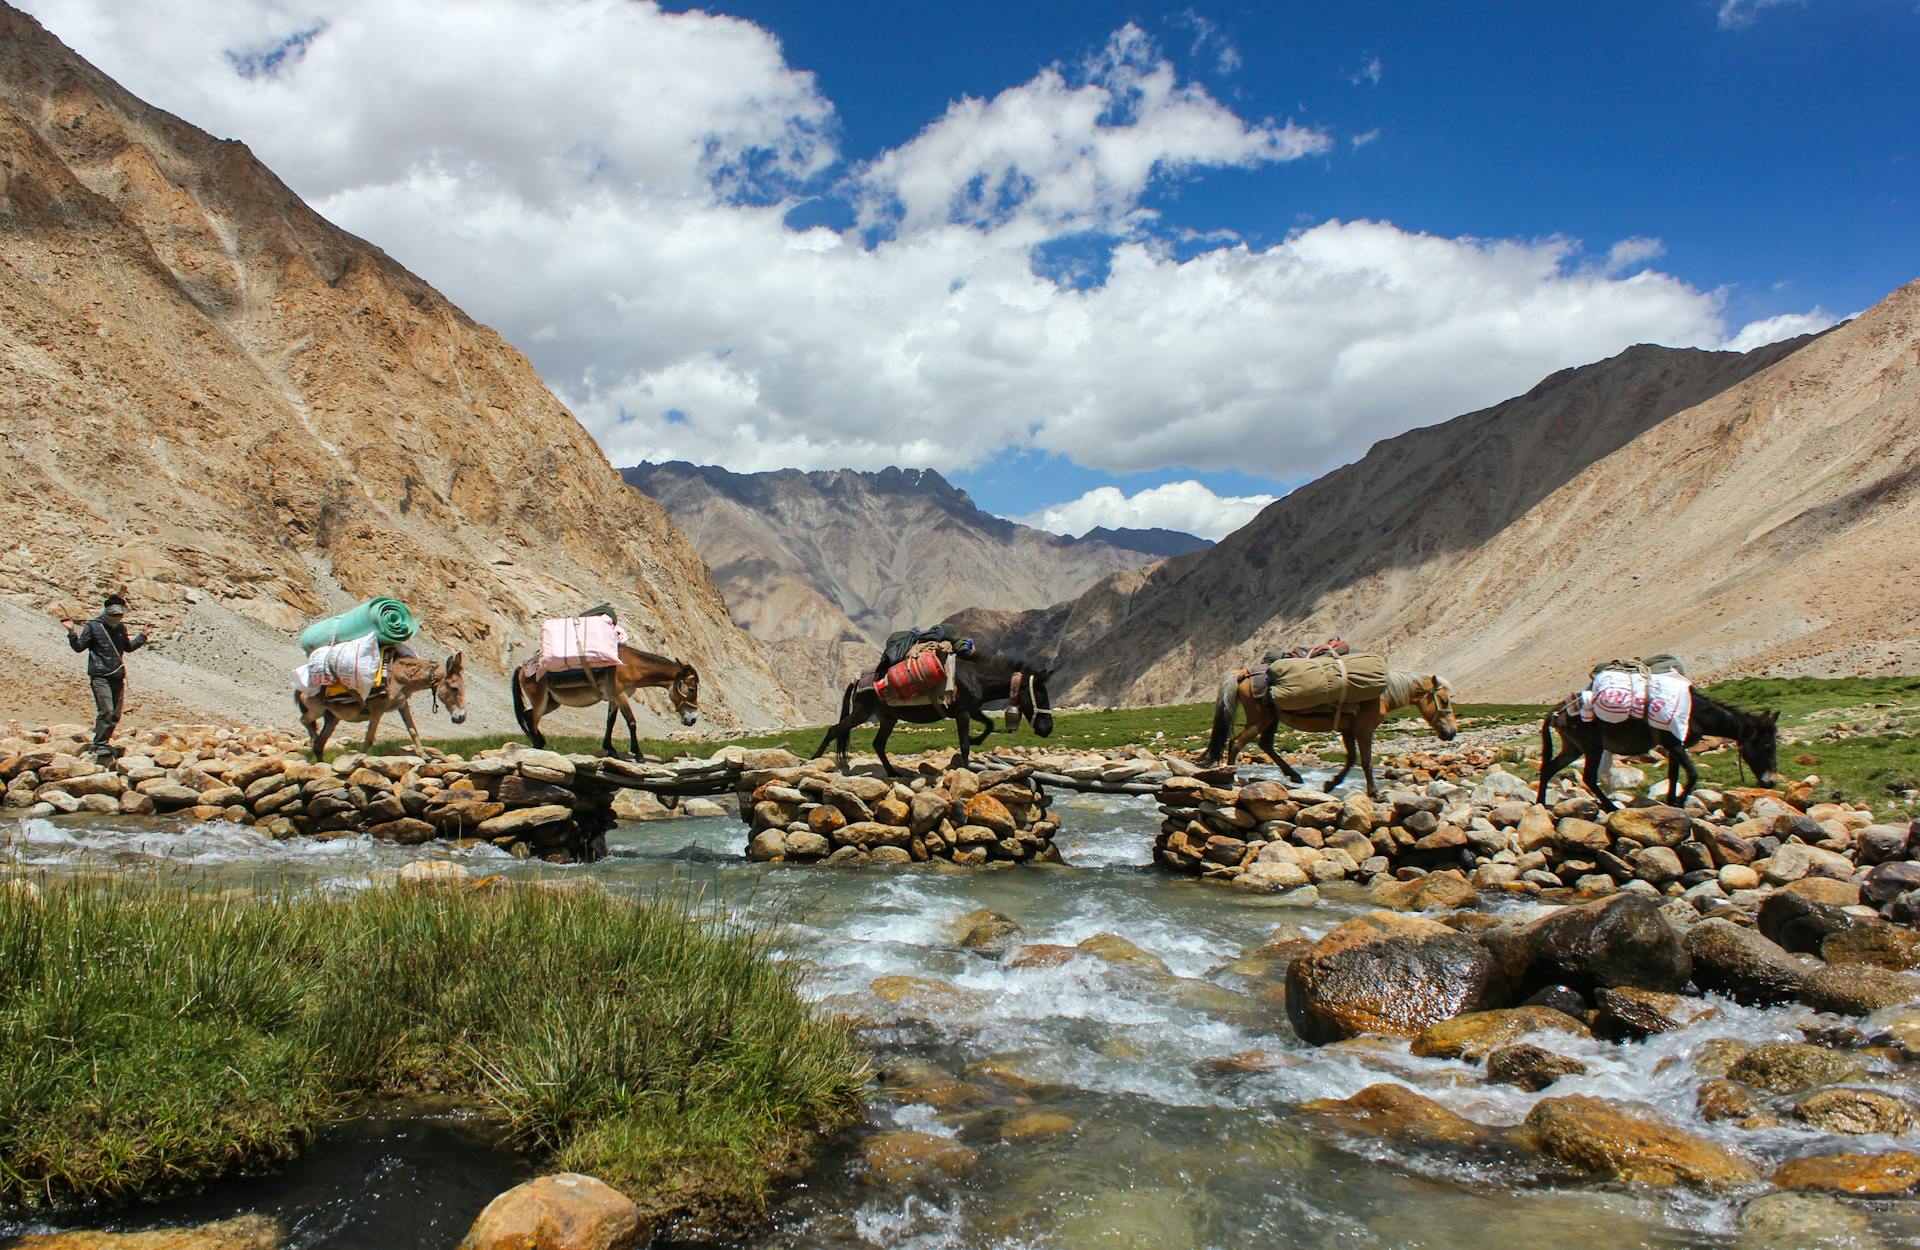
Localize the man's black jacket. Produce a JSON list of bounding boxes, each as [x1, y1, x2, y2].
[[69, 615, 147, 678]]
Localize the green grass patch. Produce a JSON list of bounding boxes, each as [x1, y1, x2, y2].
[[0, 880, 866, 1236]]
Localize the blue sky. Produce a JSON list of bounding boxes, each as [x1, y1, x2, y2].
[[25, 0, 1918, 538]]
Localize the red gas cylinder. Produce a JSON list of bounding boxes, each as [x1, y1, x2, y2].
[[877, 650, 947, 704]]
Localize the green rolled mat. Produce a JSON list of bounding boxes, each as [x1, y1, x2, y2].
[[300, 597, 419, 653]]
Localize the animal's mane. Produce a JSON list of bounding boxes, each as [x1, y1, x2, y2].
[[1385, 669, 1446, 707]]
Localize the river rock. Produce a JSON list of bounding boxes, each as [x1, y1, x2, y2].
[[1823, 923, 1920, 970], [368, 818, 435, 844], [861, 1131, 977, 1186], [456, 1173, 645, 1250], [1369, 871, 1475, 912], [1697, 1078, 1765, 1123], [1798, 964, 1920, 1015], [1409, 1006, 1591, 1061], [1725, 1042, 1865, 1094], [1520, 1095, 1757, 1188], [1685, 919, 1808, 1005], [477, 805, 573, 839], [1299, 1083, 1498, 1150], [1594, 986, 1712, 1038], [1863, 861, 1920, 906], [1486, 1042, 1588, 1091], [1286, 912, 1504, 1044], [1607, 805, 1690, 847], [1484, 893, 1690, 997], [747, 829, 787, 861], [1857, 823, 1911, 864], [1077, 932, 1171, 977], [1772, 1150, 1920, 1195], [396, 859, 472, 889], [1791, 1087, 1916, 1135], [1735, 1191, 1878, 1249], [1758, 892, 1862, 955]]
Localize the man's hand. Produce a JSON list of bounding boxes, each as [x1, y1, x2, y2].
[[59, 618, 75, 632]]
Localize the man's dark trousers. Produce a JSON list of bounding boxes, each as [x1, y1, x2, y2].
[[90, 673, 124, 753]]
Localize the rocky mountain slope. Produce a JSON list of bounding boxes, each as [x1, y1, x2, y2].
[[1076, 527, 1213, 558], [0, 6, 792, 732], [623, 462, 1171, 716], [957, 288, 1919, 705]]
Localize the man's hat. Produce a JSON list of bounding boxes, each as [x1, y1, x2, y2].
[[104, 594, 127, 614]]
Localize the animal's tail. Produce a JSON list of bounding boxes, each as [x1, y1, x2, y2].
[[1536, 702, 1559, 803], [1202, 671, 1239, 764], [839, 680, 854, 724], [510, 667, 533, 739]]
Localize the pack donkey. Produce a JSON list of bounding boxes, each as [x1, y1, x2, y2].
[[811, 653, 1053, 776], [297, 653, 467, 760], [1536, 688, 1777, 811], [512, 644, 700, 757], [1202, 669, 1458, 796]]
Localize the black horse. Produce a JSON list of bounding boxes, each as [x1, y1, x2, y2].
[[810, 653, 1054, 776], [1536, 686, 1778, 811]]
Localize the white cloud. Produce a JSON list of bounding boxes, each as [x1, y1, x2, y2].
[[1724, 307, 1839, 351], [855, 24, 1326, 237], [1175, 9, 1242, 75], [1350, 54, 1382, 86], [1018, 481, 1275, 542], [1717, 0, 1802, 29], [1351, 128, 1381, 148], [1604, 236, 1666, 273], [19, 2, 1827, 487]]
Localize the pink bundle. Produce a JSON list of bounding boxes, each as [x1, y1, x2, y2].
[[523, 616, 627, 678]]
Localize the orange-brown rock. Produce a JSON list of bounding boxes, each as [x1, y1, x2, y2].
[[1285, 911, 1504, 1044], [1520, 1095, 1758, 1188], [1772, 1151, 1920, 1195], [456, 1174, 646, 1250]]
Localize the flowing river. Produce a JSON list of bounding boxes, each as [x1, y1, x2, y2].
[[5, 775, 1918, 1250]]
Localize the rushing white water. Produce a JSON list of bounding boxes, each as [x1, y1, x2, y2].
[[8, 781, 1920, 1250]]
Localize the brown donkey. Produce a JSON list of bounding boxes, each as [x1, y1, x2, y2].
[[511, 644, 699, 757], [297, 653, 468, 760], [1201, 669, 1458, 795]]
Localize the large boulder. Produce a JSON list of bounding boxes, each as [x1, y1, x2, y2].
[[1483, 893, 1689, 998], [456, 1173, 647, 1250], [1757, 893, 1866, 956], [1520, 1096, 1757, 1188], [1286, 912, 1504, 1044], [1685, 920, 1809, 1005]]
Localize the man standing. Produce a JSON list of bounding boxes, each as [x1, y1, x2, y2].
[[63, 595, 146, 759]]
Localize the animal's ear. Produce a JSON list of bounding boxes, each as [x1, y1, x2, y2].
[[1428, 674, 1440, 689], [1765, 710, 1779, 725], [447, 652, 463, 675]]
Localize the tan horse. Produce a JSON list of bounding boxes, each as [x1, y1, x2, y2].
[[1201, 668, 1458, 795], [511, 644, 699, 757], [297, 653, 467, 760]]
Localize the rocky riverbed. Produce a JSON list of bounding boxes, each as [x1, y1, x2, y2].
[[6, 724, 1920, 1249]]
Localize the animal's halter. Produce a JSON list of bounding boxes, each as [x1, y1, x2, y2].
[[1006, 671, 1026, 732]]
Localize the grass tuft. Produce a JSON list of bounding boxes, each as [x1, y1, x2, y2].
[[0, 879, 865, 1236]]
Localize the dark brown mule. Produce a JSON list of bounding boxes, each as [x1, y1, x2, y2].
[[1536, 688, 1778, 812], [512, 643, 699, 756], [1201, 669, 1458, 795], [809, 654, 1053, 777], [296, 653, 467, 760]]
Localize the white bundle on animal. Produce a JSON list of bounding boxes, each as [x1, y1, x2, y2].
[[292, 633, 387, 697], [1579, 670, 1692, 742]]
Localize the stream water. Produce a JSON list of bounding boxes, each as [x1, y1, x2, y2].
[[4, 774, 1918, 1250]]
